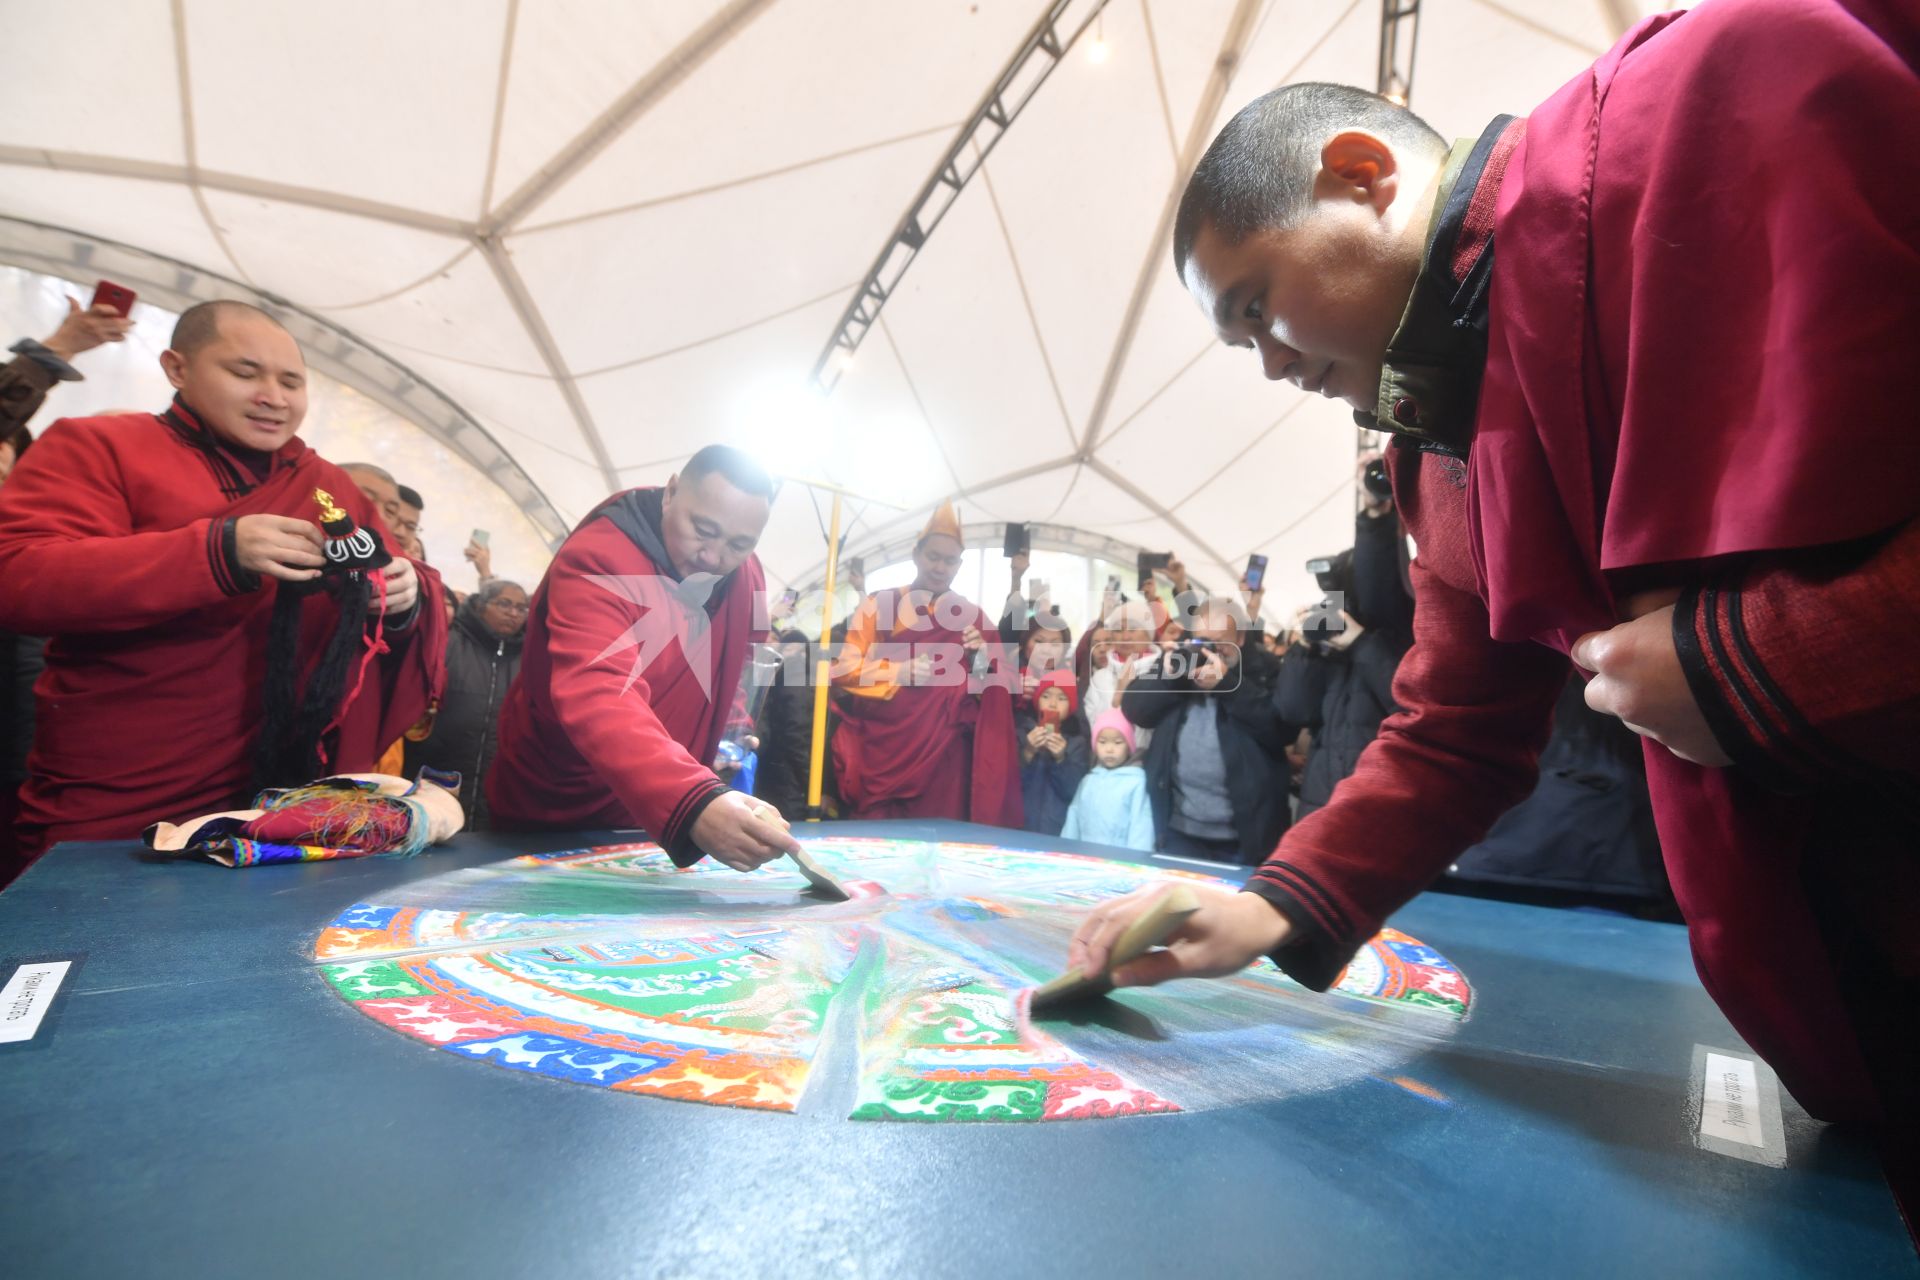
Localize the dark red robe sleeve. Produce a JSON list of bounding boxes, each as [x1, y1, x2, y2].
[[1243, 558, 1569, 987], [0, 418, 247, 633], [1675, 517, 1920, 791]]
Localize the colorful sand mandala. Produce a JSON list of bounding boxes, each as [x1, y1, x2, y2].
[[315, 838, 1472, 1122]]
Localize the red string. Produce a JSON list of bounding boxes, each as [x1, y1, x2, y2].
[[317, 570, 391, 768]]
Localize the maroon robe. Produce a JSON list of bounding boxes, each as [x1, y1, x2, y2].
[[0, 401, 445, 873], [487, 489, 766, 864], [1246, 0, 1920, 1130], [831, 589, 1023, 827]]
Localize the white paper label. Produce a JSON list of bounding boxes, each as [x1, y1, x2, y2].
[[0, 961, 71, 1044], [1699, 1051, 1764, 1148]]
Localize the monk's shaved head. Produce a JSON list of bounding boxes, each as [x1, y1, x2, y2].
[[1173, 82, 1445, 279], [169, 300, 290, 356]]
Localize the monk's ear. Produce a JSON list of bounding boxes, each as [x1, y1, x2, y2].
[[1316, 130, 1399, 213], [159, 347, 188, 391]]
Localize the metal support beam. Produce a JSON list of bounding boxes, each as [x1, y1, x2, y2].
[[1376, 0, 1422, 105], [808, 0, 1113, 391], [0, 216, 573, 547]]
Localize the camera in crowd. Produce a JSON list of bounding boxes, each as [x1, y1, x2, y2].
[[1301, 551, 1353, 653], [1362, 456, 1393, 502]]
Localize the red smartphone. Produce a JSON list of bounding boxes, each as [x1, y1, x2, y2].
[[1039, 705, 1062, 728], [90, 280, 137, 316]]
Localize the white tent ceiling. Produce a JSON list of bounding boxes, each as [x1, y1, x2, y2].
[[0, 0, 1663, 616]]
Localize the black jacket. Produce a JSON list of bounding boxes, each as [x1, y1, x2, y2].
[[1012, 705, 1090, 836], [404, 598, 522, 828], [1123, 644, 1292, 865], [1273, 629, 1406, 818], [1, 628, 43, 789], [1276, 508, 1415, 817], [1446, 675, 1669, 901], [756, 666, 836, 821]]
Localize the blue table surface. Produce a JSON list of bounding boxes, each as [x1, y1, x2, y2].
[[1, 820, 1911, 1279]]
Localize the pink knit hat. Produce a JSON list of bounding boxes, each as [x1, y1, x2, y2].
[[1090, 709, 1136, 755]]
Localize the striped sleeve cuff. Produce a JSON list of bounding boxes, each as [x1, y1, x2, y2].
[[1672, 582, 1842, 790], [1242, 858, 1364, 992], [208, 517, 261, 597], [659, 777, 732, 867]]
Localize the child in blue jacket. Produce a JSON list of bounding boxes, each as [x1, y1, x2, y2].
[[1061, 710, 1155, 852]]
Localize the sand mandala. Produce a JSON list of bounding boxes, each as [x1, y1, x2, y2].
[[315, 837, 1472, 1122]]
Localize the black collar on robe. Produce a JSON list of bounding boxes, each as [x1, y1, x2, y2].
[[160, 395, 299, 499], [1356, 115, 1523, 458], [592, 487, 738, 627]]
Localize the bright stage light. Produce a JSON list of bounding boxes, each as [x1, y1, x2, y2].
[[732, 379, 839, 477], [1087, 37, 1109, 64]]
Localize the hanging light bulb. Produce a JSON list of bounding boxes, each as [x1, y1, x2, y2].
[[1088, 15, 1109, 63]]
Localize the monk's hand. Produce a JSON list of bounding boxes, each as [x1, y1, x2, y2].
[[1572, 590, 1731, 767], [961, 624, 985, 653], [379, 556, 420, 615], [1068, 884, 1291, 989], [234, 514, 325, 583], [692, 791, 802, 872]]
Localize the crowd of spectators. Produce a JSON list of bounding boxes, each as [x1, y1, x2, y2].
[[0, 289, 1663, 912], [745, 448, 1666, 915]]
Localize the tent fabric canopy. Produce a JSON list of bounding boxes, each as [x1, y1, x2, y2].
[[0, 0, 1656, 616]]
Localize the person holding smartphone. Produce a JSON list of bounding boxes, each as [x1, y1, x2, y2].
[[1, 287, 136, 466]]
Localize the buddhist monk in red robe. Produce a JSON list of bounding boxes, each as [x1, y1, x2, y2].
[[0, 301, 445, 880], [830, 502, 1022, 825], [488, 446, 803, 872], [1073, 0, 1920, 1141]]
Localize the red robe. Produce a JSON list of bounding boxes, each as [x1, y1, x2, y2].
[[0, 400, 445, 870], [486, 490, 765, 864], [830, 589, 1023, 826], [1246, 0, 1920, 1128]]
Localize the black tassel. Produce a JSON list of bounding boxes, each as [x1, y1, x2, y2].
[[251, 488, 391, 794]]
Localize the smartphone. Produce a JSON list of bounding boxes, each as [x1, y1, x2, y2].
[[1105, 574, 1122, 595], [1039, 705, 1063, 729], [847, 555, 864, 578], [1245, 553, 1268, 591], [1138, 550, 1173, 574], [1003, 521, 1030, 558], [778, 588, 799, 610], [90, 280, 137, 316], [470, 528, 491, 547]]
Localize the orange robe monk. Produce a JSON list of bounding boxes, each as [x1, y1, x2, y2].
[[829, 503, 1021, 825]]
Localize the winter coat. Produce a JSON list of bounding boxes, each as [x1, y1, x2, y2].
[[1012, 705, 1090, 836], [405, 596, 522, 828], [1061, 764, 1155, 852], [1123, 644, 1293, 865], [1273, 507, 1415, 817], [1447, 675, 1668, 900], [756, 669, 836, 821], [1273, 629, 1407, 818]]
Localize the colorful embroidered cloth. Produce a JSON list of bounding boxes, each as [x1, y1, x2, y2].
[[145, 771, 465, 867]]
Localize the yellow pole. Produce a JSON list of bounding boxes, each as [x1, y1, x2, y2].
[[804, 491, 843, 820]]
